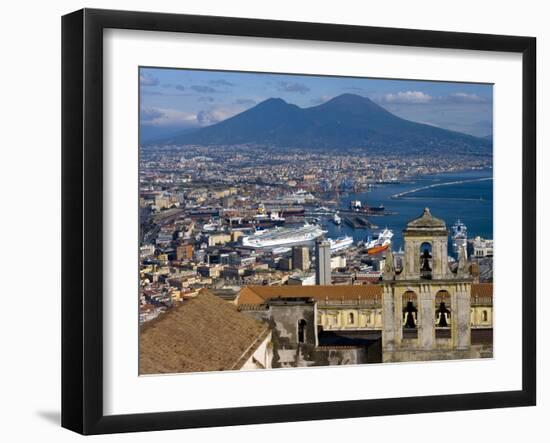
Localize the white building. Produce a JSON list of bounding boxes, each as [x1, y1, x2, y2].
[[330, 255, 347, 270], [288, 272, 316, 286], [472, 236, 494, 257]]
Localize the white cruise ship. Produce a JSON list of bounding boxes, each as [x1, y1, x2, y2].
[[328, 235, 353, 252], [242, 224, 326, 249]]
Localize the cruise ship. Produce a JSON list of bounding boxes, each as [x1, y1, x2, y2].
[[328, 235, 353, 252], [281, 189, 316, 204], [451, 220, 468, 254], [242, 224, 326, 249], [365, 228, 393, 255]]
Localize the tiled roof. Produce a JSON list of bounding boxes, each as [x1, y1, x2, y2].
[[238, 283, 493, 306], [238, 285, 382, 305], [471, 283, 493, 297], [471, 283, 493, 305], [140, 290, 269, 374]]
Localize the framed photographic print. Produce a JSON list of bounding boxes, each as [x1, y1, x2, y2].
[[61, 8, 536, 435]]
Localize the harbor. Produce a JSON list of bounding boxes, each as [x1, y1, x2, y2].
[[241, 169, 494, 253], [323, 169, 493, 251]]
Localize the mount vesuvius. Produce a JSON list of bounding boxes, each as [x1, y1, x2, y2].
[[153, 94, 491, 155]]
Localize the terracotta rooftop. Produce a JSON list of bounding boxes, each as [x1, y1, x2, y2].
[[238, 285, 382, 305], [471, 283, 493, 304], [140, 290, 270, 374], [471, 283, 493, 296], [238, 283, 493, 306]]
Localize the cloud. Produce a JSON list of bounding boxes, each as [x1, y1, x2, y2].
[[382, 91, 433, 104], [139, 72, 159, 87], [175, 84, 185, 91], [140, 107, 198, 127], [310, 95, 333, 105], [140, 108, 164, 122], [161, 83, 172, 88], [196, 108, 241, 126], [376, 90, 490, 105], [234, 98, 256, 106], [141, 89, 188, 97], [190, 85, 219, 93], [447, 92, 487, 103], [140, 105, 244, 128], [210, 79, 234, 87], [198, 96, 215, 103], [277, 81, 310, 94]]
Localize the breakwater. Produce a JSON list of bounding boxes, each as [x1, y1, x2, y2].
[[391, 177, 493, 199]]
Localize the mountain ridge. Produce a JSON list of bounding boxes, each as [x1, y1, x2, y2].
[[151, 94, 491, 155]]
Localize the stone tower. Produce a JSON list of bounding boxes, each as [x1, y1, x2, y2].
[[382, 208, 474, 362], [400, 207, 449, 280]]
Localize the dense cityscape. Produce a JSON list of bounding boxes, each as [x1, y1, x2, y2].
[[139, 145, 493, 325], [138, 69, 494, 372]]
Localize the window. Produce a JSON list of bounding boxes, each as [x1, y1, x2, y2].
[[482, 310, 488, 322], [348, 312, 354, 324]]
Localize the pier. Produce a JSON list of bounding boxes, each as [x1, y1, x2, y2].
[[338, 207, 397, 216], [391, 177, 492, 199], [343, 215, 378, 230]]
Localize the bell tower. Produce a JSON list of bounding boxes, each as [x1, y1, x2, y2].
[[382, 208, 474, 363], [400, 207, 450, 280]]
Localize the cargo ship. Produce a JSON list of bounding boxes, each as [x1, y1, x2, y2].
[[365, 228, 393, 254], [224, 211, 285, 229], [366, 204, 385, 214], [350, 200, 362, 210], [242, 223, 326, 249], [253, 211, 286, 227], [328, 235, 353, 252]]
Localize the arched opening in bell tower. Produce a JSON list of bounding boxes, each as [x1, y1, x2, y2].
[[402, 291, 418, 339], [435, 290, 451, 339], [419, 242, 433, 279]]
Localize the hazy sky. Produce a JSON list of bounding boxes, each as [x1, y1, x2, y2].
[[139, 67, 493, 141]]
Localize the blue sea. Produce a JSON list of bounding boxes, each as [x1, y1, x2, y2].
[[322, 169, 493, 253]]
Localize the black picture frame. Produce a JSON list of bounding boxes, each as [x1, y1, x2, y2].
[[61, 8, 537, 435]]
